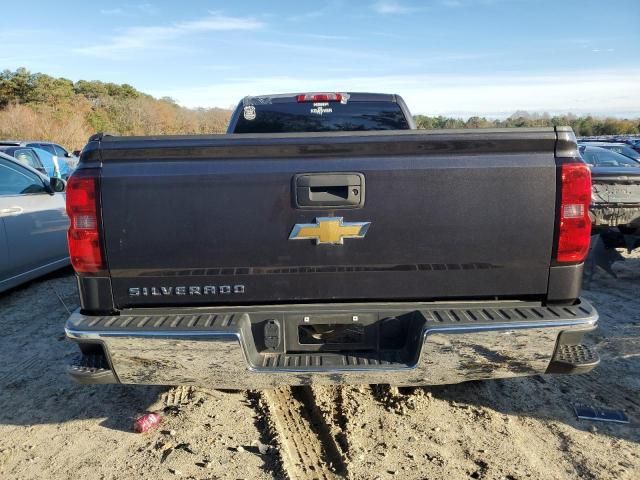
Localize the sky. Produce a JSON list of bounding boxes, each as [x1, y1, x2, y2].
[[1, 0, 639, 118]]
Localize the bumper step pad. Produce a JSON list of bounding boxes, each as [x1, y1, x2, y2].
[[68, 352, 118, 384], [547, 344, 600, 375]]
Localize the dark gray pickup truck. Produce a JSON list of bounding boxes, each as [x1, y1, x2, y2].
[[64, 94, 599, 388]]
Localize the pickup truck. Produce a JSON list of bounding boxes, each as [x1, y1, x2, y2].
[[65, 93, 599, 388]]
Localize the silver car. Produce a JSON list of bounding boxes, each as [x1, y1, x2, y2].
[[0, 153, 70, 293]]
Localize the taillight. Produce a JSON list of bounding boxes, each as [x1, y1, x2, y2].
[[66, 169, 105, 273], [556, 162, 592, 263], [297, 93, 343, 102]]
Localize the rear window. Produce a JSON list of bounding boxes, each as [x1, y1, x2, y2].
[[13, 148, 43, 170], [232, 101, 410, 133], [29, 143, 56, 154], [53, 144, 68, 157], [618, 146, 639, 158], [582, 148, 640, 168]]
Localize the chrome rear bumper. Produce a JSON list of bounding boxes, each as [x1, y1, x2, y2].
[[65, 299, 598, 388]]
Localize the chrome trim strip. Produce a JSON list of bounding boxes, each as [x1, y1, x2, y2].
[[1, 257, 70, 292], [2, 256, 69, 282], [423, 318, 597, 334], [65, 330, 241, 340]]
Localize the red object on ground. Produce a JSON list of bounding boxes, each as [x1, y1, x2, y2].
[[133, 412, 162, 433]]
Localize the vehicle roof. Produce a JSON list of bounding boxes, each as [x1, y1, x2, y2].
[[24, 140, 59, 145], [30, 146, 54, 155], [578, 141, 629, 146], [241, 92, 400, 104], [0, 145, 27, 151], [580, 145, 618, 151], [580, 144, 640, 159], [0, 140, 59, 146], [0, 144, 40, 150]]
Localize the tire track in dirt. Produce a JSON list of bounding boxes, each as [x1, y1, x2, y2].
[[261, 387, 347, 480], [0, 353, 41, 388]]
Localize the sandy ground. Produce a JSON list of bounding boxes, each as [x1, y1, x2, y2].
[[0, 250, 638, 480]]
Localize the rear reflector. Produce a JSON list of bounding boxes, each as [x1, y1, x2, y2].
[[556, 162, 592, 263], [66, 169, 105, 273], [297, 93, 343, 103]]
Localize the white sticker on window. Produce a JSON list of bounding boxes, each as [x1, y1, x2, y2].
[[310, 104, 332, 115], [243, 105, 256, 120]]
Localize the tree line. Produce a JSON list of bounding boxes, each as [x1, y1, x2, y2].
[[414, 112, 640, 137], [1, 68, 638, 150], [0, 68, 230, 150]]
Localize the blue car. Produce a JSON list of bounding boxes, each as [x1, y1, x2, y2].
[[0, 146, 72, 179], [31, 147, 72, 179], [0, 140, 79, 169]]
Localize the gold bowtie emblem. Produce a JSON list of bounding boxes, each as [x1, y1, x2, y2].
[[289, 217, 371, 245]]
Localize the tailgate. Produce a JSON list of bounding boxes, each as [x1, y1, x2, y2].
[[98, 130, 559, 308]]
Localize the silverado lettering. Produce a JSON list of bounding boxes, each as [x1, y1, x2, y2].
[[128, 285, 246, 296]]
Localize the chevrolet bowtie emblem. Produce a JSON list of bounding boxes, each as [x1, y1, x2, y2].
[[289, 217, 371, 245]]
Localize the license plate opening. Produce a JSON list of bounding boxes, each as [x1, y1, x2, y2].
[[299, 323, 365, 345]]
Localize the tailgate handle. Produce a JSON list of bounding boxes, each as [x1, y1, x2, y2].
[[295, 173, 364, 208]]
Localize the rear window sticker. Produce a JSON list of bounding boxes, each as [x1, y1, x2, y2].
[[243, 105, 256, 120]]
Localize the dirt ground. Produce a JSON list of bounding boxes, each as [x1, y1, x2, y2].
[[0, 250, 638, 480]]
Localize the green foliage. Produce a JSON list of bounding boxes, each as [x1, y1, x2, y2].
[[414, 112, 640, 136], [74, 80, 110, 100], [31, 74, 75, 105], [0, 68, 231, 149], [0, 67, 37, 106]]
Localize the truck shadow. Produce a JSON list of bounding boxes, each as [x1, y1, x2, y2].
[[0, 271, 168, 432], [0, 269, 168, 433], [372, 256, 640, 444], [422, 367, 638, 442], [0, 366, 168, 433]]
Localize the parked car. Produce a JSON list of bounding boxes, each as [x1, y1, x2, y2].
[[625, 138, 640, 153], [0, 140, 79, 169], [32, 147, 73, 179], [578, 141, 640, 161], [0, 153, 69, 293], [0, 146, 47, 176], [580, 145, 640, 168], [0, 145, 73, 179], [579, 145, 640, 232], [0, 146, 55, 179]]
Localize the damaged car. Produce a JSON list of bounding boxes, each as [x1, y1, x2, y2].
[[579, 145, 640, 232]]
